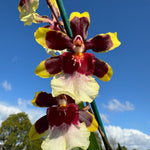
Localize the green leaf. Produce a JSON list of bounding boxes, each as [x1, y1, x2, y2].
[[88, 132, 101, 150], [78, 102, 85, 109]]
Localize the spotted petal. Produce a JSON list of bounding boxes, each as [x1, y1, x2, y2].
[[79, 110, 98, 132], [34, 27, 73, 50], [41, 123, 90, 150], [29, 115, 49, 140], [31, 92, 57, 107], [35, 56, 62, 78], [51, 72, 99, 104], [93, 58, 113, 81], [85, 32, 121, 52], [69, 12, 90, 40]]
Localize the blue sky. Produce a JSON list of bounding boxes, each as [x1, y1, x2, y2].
[[1, 0, 150, 149]]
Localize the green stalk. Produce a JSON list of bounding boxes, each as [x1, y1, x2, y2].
[[90, 100, 108, 139], [56, 0, 72, 38], [91, 101, 113, 150]]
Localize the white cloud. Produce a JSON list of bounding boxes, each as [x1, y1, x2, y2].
[[17, 98, 31, 108], [103, 99, 135, 112], [0, 101, 45, 125], [100, 113, 110, 124], [1, 80, 12, 91], [105, 125, 150, 150], [0, 103, 21, 124]]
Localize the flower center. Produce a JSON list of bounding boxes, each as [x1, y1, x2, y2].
[[73, 35, 85, 53], [72, 53, 84, 67]]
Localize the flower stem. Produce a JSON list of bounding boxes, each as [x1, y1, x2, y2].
[[56, 0, 73, 38], [91, 101, 112, 150], [46, 0, 65, 33]]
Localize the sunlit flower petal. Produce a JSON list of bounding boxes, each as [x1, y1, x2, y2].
[[69, 12, 90, 40], [35, 56, 62, 78], [93, 58, 113, 81], [41, 123, 90, 150], [34, 27, 73, 50], [51, 72, 99, 104], [85, 32, 121, 52], [31, 92, 57, 107]]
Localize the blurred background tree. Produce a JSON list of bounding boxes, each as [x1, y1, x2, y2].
[[0, 112, 42, 150], [117, 143, 128, 150]]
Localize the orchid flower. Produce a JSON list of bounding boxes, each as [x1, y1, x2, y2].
[[29, 92, 98, 150], [18, 0, 67, 55], [18, 0, 60, 27], [34, 12, 121, 104]]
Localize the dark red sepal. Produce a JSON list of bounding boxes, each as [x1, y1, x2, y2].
[[70, 16, 89, 41], [93, 58, 109, 78], [45, 56, 62, 75], [36, 92, 57, 107], [35, 115, 49, 134], [85, 34, 113, 52], [45, 30, 73, 50]]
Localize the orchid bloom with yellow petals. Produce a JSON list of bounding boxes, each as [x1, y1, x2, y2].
[[34, 12, 121, 104], [29, 92, 98, 150]]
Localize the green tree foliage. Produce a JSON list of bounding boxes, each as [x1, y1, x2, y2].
[[117, 143, 128, 150], [0, 112, 42, 150]]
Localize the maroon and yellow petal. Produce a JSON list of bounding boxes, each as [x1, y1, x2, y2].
[[85, 32, 121, 52], [69, 12, 90, 40], [79, 110, 98, 132], [35, 56, 62, 78], [34, 27, 73, 50], [93, 58, 113, 82], [31, 92, 57, 107], [29, 115, 49, 140]]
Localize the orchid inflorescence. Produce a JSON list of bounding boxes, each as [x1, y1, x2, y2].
[[18, 0, 121, 149]]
